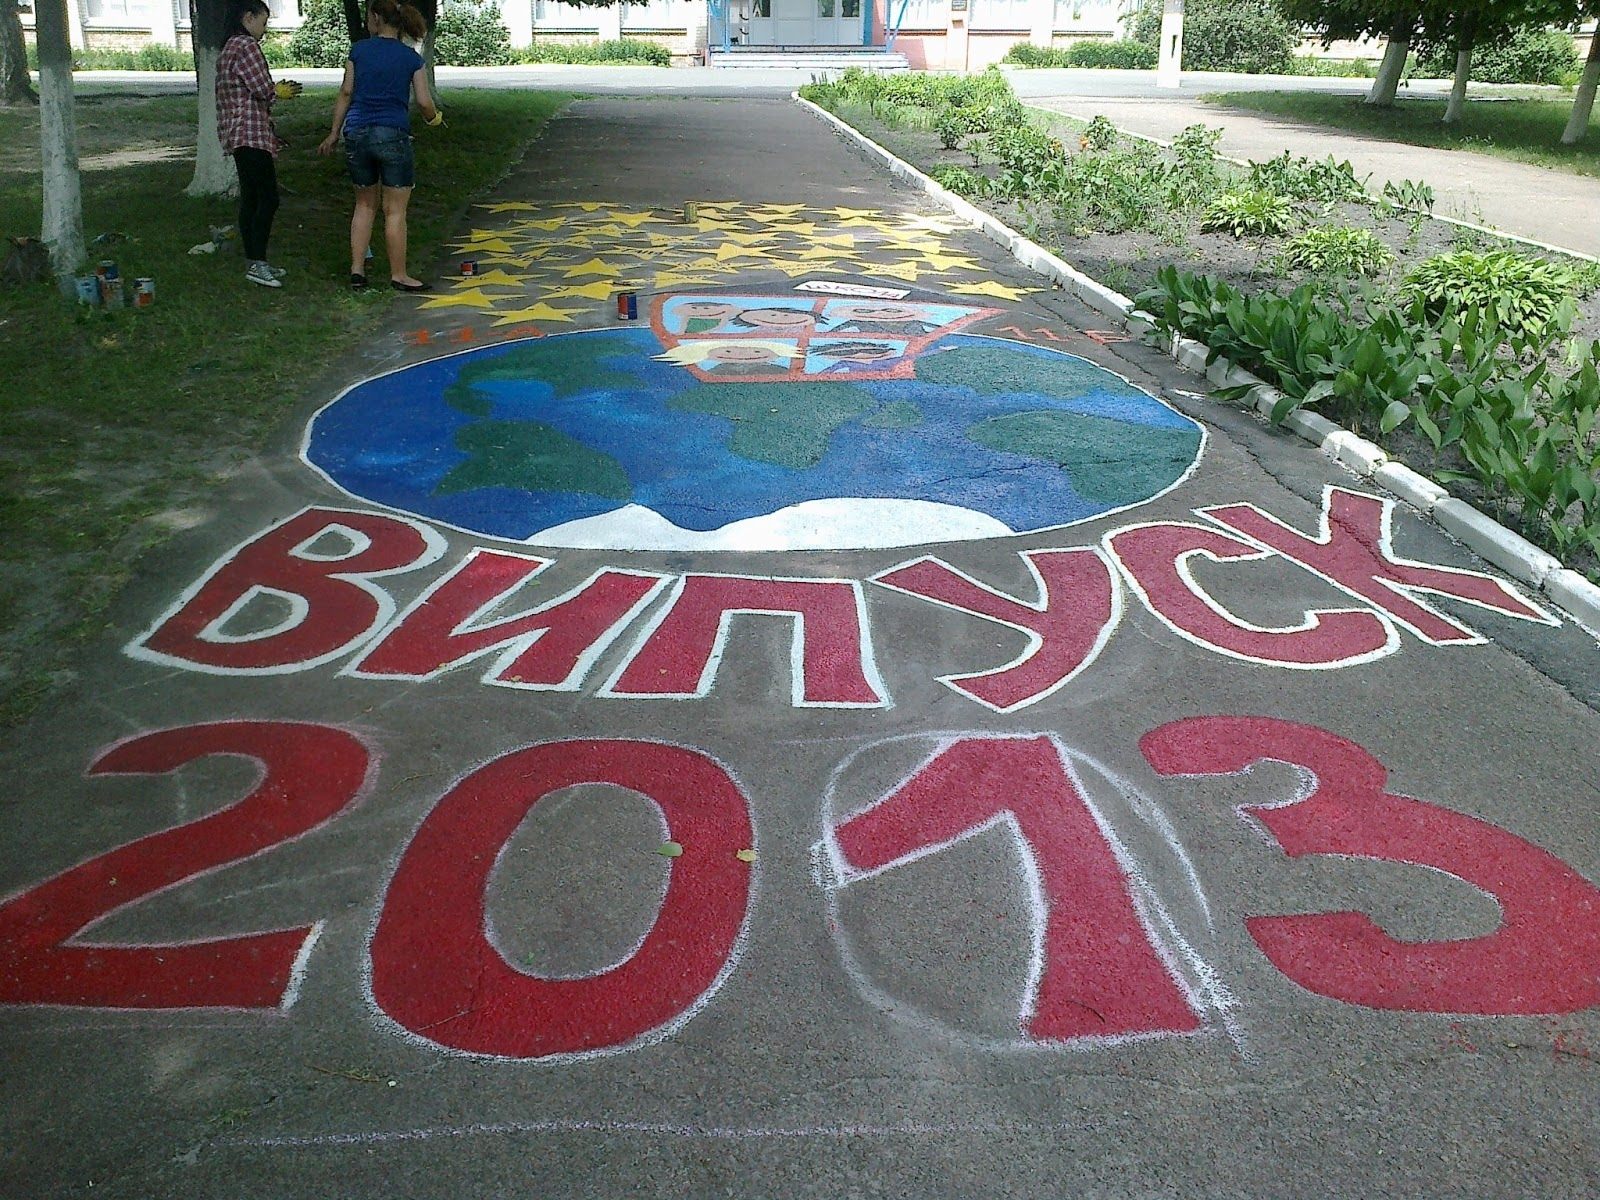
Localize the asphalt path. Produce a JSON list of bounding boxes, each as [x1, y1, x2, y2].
[[3, 93, 1599, 1198]]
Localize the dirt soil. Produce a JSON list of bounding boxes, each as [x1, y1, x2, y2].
[[846, 110, 1600, 581]]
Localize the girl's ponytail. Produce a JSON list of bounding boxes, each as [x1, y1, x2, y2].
[[398, 2, 427, 41]]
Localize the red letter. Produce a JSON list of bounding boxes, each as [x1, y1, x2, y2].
[[829, 736, 1202, 1041], [351, 549, 668, 689], [371, 739, 754, 1057], [1105, 521, 1395, 667], [1141, 717, 1600, 1014], [871, 548, 1118, 712], [1200, 488, 1555, 644], [129, 508, 445, 672], [602, 574, 886, 707], [0, 722, 369, 1009]]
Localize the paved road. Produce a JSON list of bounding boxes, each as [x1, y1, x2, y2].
[[4, 94, 1600, 1198]]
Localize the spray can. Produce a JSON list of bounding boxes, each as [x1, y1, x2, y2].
[[460, 259, 479, 277], [683, 202, 699, 223], [133, 278, 155, 308], [616, 288, 638, 321], [75, 276, 100, 306]]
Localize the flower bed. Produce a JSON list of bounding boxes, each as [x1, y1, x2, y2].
[[800, 68, 1600, 580]]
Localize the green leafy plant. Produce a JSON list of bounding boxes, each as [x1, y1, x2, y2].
[[1247, 152, 1368, 204], [1380, 178, 1435, 216], [1417, 25, 1578, 85], [1403, 250, 1578, 341], [1081, 115, 1118, 151], [515, 38, 671, 65], [929, 164, 989, 197], [433, 0, 513, 66], [286, 0, 352, 68], [1277, 226, 1393, 276], [1201, 189, 1295, 237], [1134, 0, 1297, 73]]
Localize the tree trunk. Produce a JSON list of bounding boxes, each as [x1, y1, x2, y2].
[[1365, 15, 1412, 107], [1444, 23, 1475, 125], [1562, 27, 1600, 145], [0, 0, 37, 105], [35, 0, 83, 289], [342, 0, 366, 43], [186, 0, 235, 196]]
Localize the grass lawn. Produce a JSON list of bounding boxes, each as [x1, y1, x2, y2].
[[0, 86, 570, 725], [1203, 91, 1600, 178]]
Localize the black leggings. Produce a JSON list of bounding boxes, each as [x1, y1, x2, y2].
[[232, 147, 279, 262]]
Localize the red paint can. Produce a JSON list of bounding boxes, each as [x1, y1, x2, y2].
[[460, 259, 478, 276], [616, 289, 637, 321]]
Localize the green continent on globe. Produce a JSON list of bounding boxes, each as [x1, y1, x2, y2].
[[914, 345, 1111, 400], [968, 410, 1200, 506], [861, 400, 924, 429], [438, 420, 631, 499], [669, 382, 878, 469], [444, 334, 642, 416]]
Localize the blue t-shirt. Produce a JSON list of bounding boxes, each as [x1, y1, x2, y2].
[[344, 36, 424, 134]]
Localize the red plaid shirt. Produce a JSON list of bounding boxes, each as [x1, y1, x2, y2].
[[216, 34, 282, 155]]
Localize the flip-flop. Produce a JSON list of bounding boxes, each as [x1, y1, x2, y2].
[[391, 279, 430, 293]]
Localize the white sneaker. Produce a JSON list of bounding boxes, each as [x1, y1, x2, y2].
[[269, 265, 287, 279], [246, 260, 282, 288]]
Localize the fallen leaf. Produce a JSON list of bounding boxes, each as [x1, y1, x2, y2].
[[736, 849, 758, 863], [657, 841, 683, 857]]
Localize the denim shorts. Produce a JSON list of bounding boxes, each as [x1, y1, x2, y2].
[[345, 124, 415, 189]]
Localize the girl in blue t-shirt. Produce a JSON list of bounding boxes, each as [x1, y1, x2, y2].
[[317, 0, 442, 291]]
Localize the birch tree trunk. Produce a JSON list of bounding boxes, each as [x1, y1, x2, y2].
[[1562, 27, 1600, 145], [1365, 15, 1412, 107], [0, 0, 37, 105], [186, 0, 235, 196], [35, 0, 83, 289]]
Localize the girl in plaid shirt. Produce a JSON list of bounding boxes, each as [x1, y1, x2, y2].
[[217, 0, 299, 288]]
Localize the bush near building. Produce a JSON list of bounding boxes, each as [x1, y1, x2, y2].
[[434, 0, 514, 66], [1416, 25, 1579, 85], [1132, 0, 1299, 74]]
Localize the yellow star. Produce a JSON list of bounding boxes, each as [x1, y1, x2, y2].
[[489, 303, 584, 325], [449, 237, 516, 254], [562, 257, 626, 279], [813, 233, 857, 248], [477, 201, 537, 213], [714, 242, 773, 262], [827, 206, 880, 220], [794, 246, 851, 261], [652, 271, 720, 288], [897, 214, 960, 234], [417, 287, 503, 310], [871, 260, 929, 282], [764, 221, 818, 236], [748, 203, 809, 216], [609, 210, 670, 227], [722, 231, 780, 246], [462, 268, 532, 287], [553, 202, 610, 211], [767, 261, 831, 278], [542, 281, 618, 300], [914, 253, 985, 272], [507, 217, 567, 232], [946, 280, 1036, 301]]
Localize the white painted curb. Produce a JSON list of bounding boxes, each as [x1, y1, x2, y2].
[[792, 91, 1600, 640]]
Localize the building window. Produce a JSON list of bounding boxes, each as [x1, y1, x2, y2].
[[84, 0, 150, 22]]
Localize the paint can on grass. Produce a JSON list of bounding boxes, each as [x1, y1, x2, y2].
[[74, 276, 100, 306], [133, 278, 155, 308]]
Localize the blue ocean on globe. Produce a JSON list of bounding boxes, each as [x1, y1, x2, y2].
[[303, 326, 1203, 544]]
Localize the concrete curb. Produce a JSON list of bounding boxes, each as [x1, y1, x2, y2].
[[792, 91, 1600, 643]]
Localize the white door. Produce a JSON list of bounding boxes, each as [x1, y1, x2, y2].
[[748, 0, 861, 43]]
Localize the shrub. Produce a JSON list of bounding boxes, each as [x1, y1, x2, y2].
[[1133, 0, 1298, 74], [286, 0, 353, 68], [1289, 55, 1374, 78], [1417, 25, 1578, 85], [1081, 114, 1117, 151], [514, 38, 671, 65], [1403, 250, 1579, 340], [1277, 226, 1393, 275], [1201, 189, 1295, 236], [433, 0, 513, 66], [1064, 39, 1157, 69], [1002, 39, 1156, 69]]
